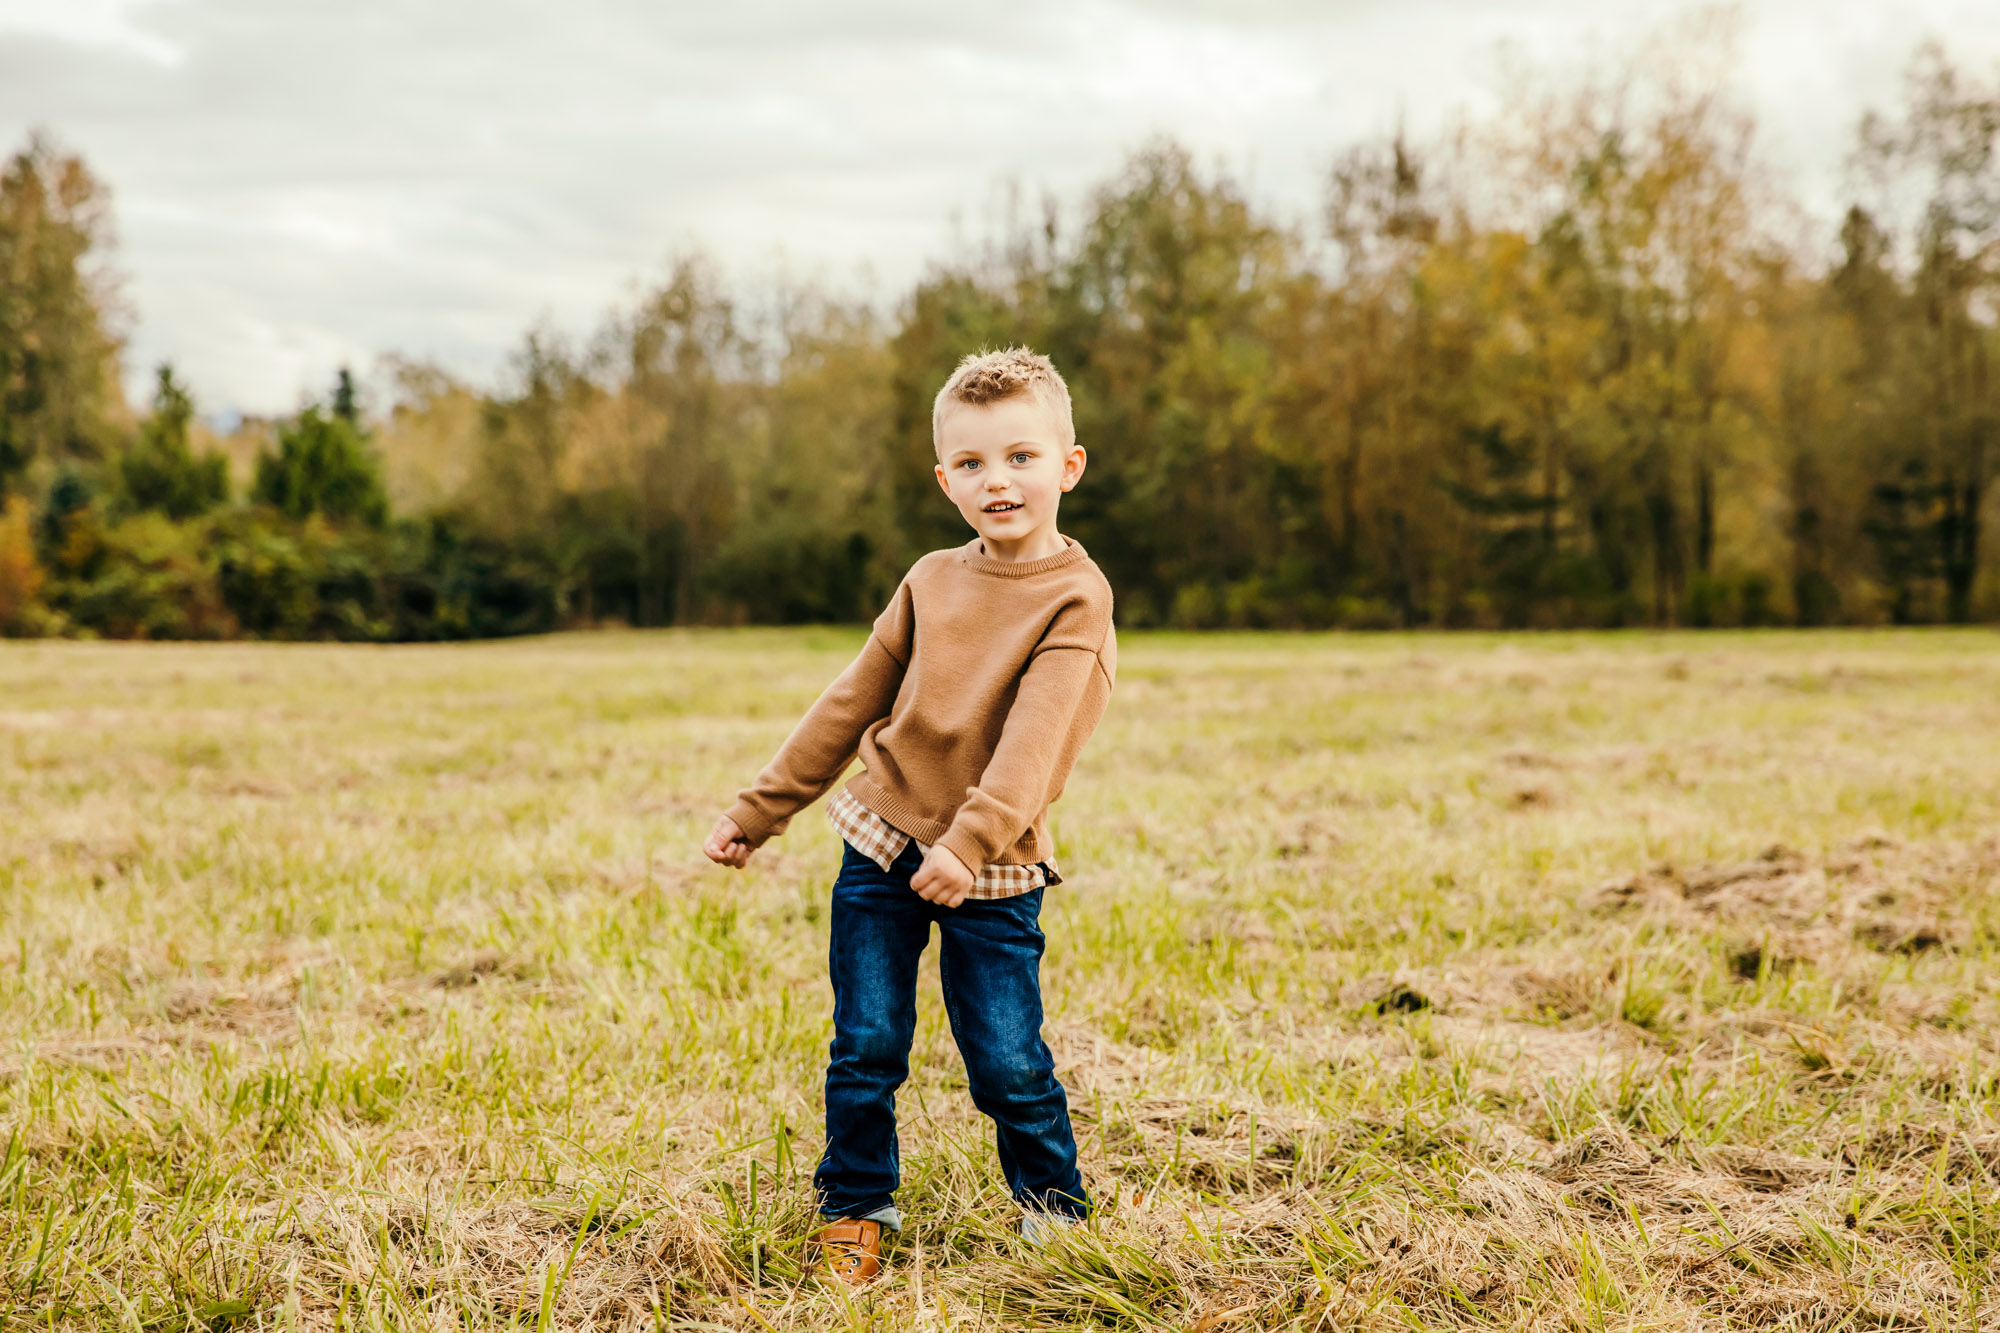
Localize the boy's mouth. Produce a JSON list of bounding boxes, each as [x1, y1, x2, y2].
[[981, 501, 1023, 514]]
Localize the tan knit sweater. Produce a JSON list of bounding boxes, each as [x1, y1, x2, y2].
[[725, 537, 1116, 873]]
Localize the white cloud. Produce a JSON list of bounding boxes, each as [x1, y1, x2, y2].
[[1, 0, 1996, 414], [0, 0, 183, 64]]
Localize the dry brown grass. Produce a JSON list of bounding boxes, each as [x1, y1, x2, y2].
[[1, 628, 1997, 1329]]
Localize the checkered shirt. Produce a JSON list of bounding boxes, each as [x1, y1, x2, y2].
[[826, 788, 1058, 900]]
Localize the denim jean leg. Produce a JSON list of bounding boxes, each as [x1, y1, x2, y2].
[[937, 889, 1088, 1218], [814, 843, 932, 1220]]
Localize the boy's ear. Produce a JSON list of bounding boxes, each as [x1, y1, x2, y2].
[[1060, 445, 1087, 492], [934, 461, 951, 497]]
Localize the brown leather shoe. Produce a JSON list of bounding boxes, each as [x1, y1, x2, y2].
[[811, 1218, 884, 1287]]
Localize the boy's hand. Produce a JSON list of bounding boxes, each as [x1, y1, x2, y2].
[[911, 844, 975, 908], [703, 815, 755, 869]]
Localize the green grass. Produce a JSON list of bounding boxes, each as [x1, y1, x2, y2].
[[2, 628, 1998, 1330]]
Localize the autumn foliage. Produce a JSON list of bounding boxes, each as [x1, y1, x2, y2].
[[2, 39, 1998, 637]]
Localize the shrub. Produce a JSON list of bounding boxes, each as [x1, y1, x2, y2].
[[213, 512, 317, 638], [705, 524, 880, 624], [46, 511, 232, 639], [0, 494, 45, 633]]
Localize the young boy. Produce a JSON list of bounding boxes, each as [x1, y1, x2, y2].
[[701, 347, 1115, 1286]]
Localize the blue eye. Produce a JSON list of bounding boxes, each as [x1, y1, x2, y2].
[[961, 459, 980, 470], [1011, 453, 1031, 465]]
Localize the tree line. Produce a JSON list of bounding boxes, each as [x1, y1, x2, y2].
[[2, 37, 1997, 638]]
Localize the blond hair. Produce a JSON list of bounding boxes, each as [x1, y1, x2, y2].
[[931, 346, 1076, 451]]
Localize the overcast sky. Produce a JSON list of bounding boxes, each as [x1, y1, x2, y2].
[[3, 0, 1998, 417]]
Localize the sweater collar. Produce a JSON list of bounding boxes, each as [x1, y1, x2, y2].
[[959, 535, 1087, 579]]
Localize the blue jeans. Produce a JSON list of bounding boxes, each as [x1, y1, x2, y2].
[[814, 841, 1087, 1221]]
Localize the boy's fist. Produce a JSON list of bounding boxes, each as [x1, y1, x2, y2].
[[703, 815, 755, 869], [910, 844, 974, 908]]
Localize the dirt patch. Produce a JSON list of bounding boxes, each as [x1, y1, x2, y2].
[[0, 1030, 212, 1081], [1588, 833, 1994, 960], [165, 976, 302, 1029], [139, 946, 351, 1033], [40, 833, 147, 886], [1854, 1124, 2000, 1179], [1508, 967, 1602, 1020], [432, 950, 541, 989], [1496, 748, 1565, 770], [1350, 976, 1435, 1015], [263, 1190, 737, 1327]]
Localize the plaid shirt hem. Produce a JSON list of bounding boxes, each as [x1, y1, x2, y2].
[[826, 789, 1057, 900]]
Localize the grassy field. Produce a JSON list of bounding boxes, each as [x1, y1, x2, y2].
[[2, 629, 1998, 1331]]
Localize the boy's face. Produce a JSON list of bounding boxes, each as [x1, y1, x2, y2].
[[934, 395, 1086, 558]]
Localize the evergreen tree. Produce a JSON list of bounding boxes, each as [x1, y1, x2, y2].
[[253, 378, 388, 526], [332, 366, 359, 424], [119, 364, 228, 520]]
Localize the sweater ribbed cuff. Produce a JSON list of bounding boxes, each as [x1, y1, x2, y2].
[[724, 799, 779, 847], [935, 824, 993, 878]]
